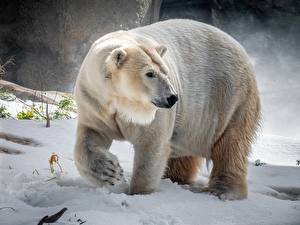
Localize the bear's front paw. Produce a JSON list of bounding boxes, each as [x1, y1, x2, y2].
[[91, 152, 126, 185], [86, 152, 126, 187]]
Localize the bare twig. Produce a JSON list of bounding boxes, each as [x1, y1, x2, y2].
[[17, 98, 47, 120], [77, 219, 87, 224], [45, 177, 57, 182], [0, 57, 14, 79], [32, 169, 40, 175], [40, 83, 44, 114], [45, 102, 50, 127], [49, 90, 58, 113], [37, 208, 68, 225]]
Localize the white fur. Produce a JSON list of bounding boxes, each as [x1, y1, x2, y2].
[[74, 19, 259, 198], [115, 100, 157, 125]]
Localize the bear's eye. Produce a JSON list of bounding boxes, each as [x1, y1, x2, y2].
[[145, 72, 155, 78]]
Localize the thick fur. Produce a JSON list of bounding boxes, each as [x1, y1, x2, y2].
[[74, 19, 260, 200]]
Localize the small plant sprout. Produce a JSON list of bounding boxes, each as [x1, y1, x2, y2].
[[16, 109, 35, 120], [49, 152, 63, 176], [0, 90, 16, 101], [0, 105, 12, 118], [53, 95, 75, 120]]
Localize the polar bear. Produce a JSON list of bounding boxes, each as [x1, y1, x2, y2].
[[74, 19, 260, 200]]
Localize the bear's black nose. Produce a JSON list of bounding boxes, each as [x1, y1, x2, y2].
[[166, 94, 178, 107]]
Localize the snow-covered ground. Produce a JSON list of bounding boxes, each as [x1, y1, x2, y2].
[[1, 31, 300, 224], [0, 119, 299, 225]]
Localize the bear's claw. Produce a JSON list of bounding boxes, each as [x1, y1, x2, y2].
[[86, 151, 126, 186], [198, 185, 246, 200]]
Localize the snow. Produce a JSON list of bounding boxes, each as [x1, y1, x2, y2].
[[0, 95, 77, 119], [1, 28, 300, 225], [0, 119, 299, 225]]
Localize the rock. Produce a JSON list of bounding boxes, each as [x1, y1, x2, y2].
[[0, 0, 160, 92], [2, 0, 299, 92]]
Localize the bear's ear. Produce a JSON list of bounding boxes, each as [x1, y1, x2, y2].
[[139, 45, 169, 74], [110, 48, 127, 68], [155, 45, 167, 57]]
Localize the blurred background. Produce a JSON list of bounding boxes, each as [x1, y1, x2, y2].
[[1, 0, 300, 137]]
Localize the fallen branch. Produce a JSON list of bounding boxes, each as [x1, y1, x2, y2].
[[0, 79, 77, 113], [0, 80, 58, 105]]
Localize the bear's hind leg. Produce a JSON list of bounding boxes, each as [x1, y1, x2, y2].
[[164, 156, 202, 185], [206, 96, 260, 200], [207, 130, 249, 200]]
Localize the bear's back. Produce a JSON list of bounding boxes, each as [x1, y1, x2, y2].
[[131, 19, 255, 156]]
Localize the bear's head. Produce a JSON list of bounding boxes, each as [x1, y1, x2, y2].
[[81, 43, 178, 125]]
